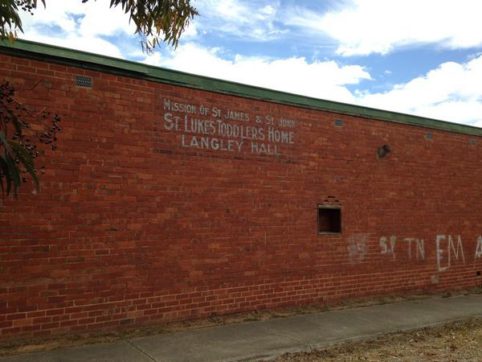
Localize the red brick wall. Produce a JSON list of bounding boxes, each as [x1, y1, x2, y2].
[[1, 51, 482, 341]]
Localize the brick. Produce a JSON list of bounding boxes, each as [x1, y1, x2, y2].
[[0, 49, 481, 343]]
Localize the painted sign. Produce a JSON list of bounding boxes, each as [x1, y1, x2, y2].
[[162, 98, 297, 156]]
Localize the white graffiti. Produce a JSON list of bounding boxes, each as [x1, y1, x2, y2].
[[379, 235, 397, 259], [436, 235, 466, 272], [353, 234, 480, 271], [403, 238, 425, 260], [475, 235, 482, 259], [347, 234, 368, 264], [379, 235, 425, 260]]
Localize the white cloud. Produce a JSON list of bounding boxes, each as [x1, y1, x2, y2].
[[23, 1, 135, 35], [142, 42, 371, 103], [357, 54, 482, 125], [145, 43, 482, 126], [15, 0, 482, 127], [287, 0, 482, 56], [192, 0, 284, 41], [182, 22, 198, 38], [19, 0, 136, 57], [25, 33, 124, 58]]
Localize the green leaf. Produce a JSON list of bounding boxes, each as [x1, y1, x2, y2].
[[0, 131, 13, 155], [0, 156, 8, 195], [4, 152, 21, 195], [10, 141, 39, 190], [0, 154, 14, 196]]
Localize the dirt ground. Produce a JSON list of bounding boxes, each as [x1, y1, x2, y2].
[[276, 317, 482, 362]]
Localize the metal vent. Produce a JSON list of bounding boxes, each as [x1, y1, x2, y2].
[[334, 119, 344, 127], [75, 75, 93, 88]]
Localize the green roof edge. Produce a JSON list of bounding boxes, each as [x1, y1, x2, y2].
[[1, 39, 481, 137]]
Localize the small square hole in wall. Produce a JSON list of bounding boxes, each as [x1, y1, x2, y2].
[[318, 206, 341, 234]]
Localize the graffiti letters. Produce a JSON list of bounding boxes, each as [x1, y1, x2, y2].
[[355, 234, 481, 272], [475, 235, 482, 259], [379, 235, 425, 260], [436, 235, 465, 272]]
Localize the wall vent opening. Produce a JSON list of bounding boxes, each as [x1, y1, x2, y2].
[[75, 75, 93, 88], [318, 206, 341, 234]]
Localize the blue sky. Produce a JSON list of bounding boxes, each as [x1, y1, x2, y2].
[[18, 0, 482, 127]]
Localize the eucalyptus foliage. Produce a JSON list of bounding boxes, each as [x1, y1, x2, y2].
[[0, 0, 197, 50], [0, 0, 44, 40], [0, 81, 61, 196]]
